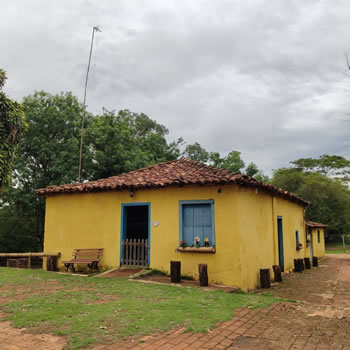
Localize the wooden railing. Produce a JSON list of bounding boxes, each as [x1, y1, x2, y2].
[[121, 239, 148, 266], [0, 252, 61, 270]]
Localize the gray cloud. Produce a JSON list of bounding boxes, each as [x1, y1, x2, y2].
[[1, 0, 350, 175]]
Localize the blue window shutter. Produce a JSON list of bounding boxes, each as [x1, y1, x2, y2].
[[180, 202, 214, 246], [183, 205, 194, 245]]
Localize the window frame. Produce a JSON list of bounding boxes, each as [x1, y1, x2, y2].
[[317, 230, 320, 243], [295, 230, 299, 247], [179, 200, 215, 247]]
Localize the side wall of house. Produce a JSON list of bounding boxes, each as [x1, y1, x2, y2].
[[236, 188, 306, 291], [43, 185, 242, 287], [236, 188, 275, 291], [273, 197, 306, 272], [311, 228, 326, 258]]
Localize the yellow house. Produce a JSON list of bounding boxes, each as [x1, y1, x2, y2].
[[305, 221, 327, 259], [36, 158, 312, 291]]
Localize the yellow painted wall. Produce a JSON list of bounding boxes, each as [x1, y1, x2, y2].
[[44, 185, 242, 287], [235, 188, 306, 290], [43, 184, 307, 291], [236, 188, 275, 291], [310, 228, 325, 258], [273, 197, 306, 272]]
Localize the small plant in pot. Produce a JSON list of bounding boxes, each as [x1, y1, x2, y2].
[[204, 237, 210, 247], [296, 243, 303, 250], [180, 240, 187, 249], [194, 237, 201, 248]]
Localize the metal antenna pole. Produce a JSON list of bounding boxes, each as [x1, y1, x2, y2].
[[78, 26, 101, 182]]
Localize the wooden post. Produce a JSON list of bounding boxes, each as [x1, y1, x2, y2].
[[298, 258, 305, 271], [272, 265, 282, 282], [198, 264, 208, 286], [293, 259, 299, 272], [28, 254, 32, 269], [304, 257, 311, 269], [170, 261, 181, 283], [260, 268, 271, 288], [312, 256, 318, 267]]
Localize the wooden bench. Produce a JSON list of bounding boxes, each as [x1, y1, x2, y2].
[[62, 248, 103, 273]]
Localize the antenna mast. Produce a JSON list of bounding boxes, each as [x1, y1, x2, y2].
[[78, 26, 101, 182]]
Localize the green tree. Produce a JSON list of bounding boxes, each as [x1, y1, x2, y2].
[[183, 142, 209, 162], [0, 68, 27, 189], [245, 162, 259, 177], [291, 155, 350, 178], [221, 151, 245, 173], [0, 100, 182, 251], [86, 109, 182, 179], [209, 152, 224, 168], [272, 167, 350, 238], [0, 91, 89, 251]]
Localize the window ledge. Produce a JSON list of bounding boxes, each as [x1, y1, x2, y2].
[[176, 247, 216, 254]]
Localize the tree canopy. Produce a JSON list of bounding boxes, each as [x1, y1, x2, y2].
[[0, 68, 27, 189], [271, 164, 350, 238], [183, 142, 267, 179], [86, 109, 181, 180], [0, 92, 181, 251]]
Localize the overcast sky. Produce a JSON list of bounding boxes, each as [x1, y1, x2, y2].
[[1, 0, 350, 174]]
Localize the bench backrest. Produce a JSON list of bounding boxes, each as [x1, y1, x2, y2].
[[72, 248, 103, 261]]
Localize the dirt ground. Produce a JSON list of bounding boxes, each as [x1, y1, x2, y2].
[[2, 254, 350, 349]]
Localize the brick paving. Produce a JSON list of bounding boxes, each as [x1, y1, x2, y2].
[[95, 254, 350, 350], [1, 254, 350, 349]]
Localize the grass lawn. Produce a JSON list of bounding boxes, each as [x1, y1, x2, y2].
[[326, 242, 350, 254], [0, 268, 279, 349]]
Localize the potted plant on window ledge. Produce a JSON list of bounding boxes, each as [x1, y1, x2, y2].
[[296, 243, 303, 250], [177, 237, 215, 253]]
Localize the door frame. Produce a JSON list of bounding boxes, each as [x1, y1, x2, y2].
[[120, 202, 151, 266], [277, 216, 284, 272]]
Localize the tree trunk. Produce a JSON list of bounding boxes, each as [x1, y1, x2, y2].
[[272, 265, 282, 282], [198, 264, 208, 286], [170, 261, 181, 283], [312, 256, 318, 267], [260, 268, 271, 288], [304, 257, 311, 269]]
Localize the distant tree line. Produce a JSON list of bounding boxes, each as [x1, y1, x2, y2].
[[0, 71, 349, 252]]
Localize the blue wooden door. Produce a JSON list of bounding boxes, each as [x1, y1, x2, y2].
[[183, 204, 212, 246], [277, 217, 284, 271]]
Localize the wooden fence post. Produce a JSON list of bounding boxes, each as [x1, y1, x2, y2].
[[198, 264, 208, 286], [260, 268, 271, 288], [272, 265, 282, 282], [170, 261, 181, 283]]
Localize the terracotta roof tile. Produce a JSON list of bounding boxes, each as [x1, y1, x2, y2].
[[35, 158, 309, 206], [306, 221, 327, 228]]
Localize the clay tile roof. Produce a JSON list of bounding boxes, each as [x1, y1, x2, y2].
[[35, 158, 310, 206], [306, 221, 327, 228]]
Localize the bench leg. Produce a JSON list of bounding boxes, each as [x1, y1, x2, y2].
[[64, 263, 70, 272], [64, 263, 75, 273], [87, 262, 99, 273]]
